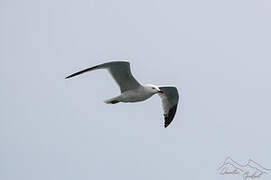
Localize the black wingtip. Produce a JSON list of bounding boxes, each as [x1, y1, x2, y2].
[[164, 123, 170, 128], [65, 65, 100, 80], [65, 73, 80, 79], [65, 71, 84, 79], [164, 104, 178, 128]]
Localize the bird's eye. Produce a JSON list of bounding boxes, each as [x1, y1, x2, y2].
[[152, 87, 155, 89]]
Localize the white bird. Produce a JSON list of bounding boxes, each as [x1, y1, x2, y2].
[[65, 61, 179, 128]]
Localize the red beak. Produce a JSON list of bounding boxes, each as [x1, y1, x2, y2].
[[158, 90, 164, 94]]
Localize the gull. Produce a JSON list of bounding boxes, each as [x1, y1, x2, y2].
[[65, 61, 179, 128]]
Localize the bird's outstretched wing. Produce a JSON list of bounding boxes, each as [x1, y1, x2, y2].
[[158, 86, 179, 128], [65, 61, 142, 92]]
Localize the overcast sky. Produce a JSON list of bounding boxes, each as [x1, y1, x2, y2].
[[1, 0, 271, 180]]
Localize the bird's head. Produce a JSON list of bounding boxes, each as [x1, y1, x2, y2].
[[145, 84, 164, 94]]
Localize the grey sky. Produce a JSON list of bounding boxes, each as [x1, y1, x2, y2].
[[1, 0, 271, 180]]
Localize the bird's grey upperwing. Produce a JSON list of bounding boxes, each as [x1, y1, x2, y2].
[[65, 61, 142, 92], [158, 86, 179, 128]]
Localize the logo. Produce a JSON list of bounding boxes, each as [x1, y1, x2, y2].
[[217, 157, 271, 180]]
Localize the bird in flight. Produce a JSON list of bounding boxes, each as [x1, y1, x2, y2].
[[65, 61, 179, 128]]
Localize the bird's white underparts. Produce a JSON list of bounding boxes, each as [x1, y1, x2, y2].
[[65, 61, 179, 128]]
